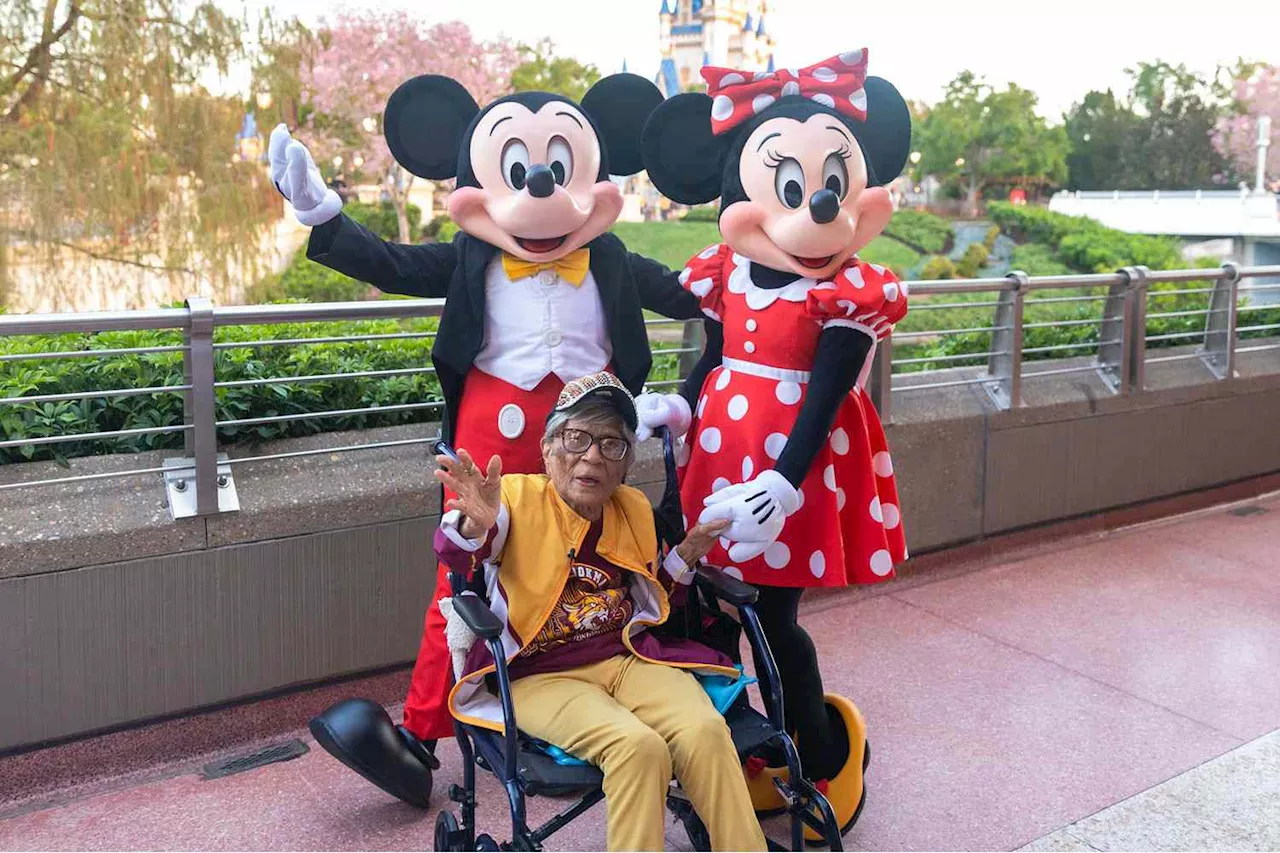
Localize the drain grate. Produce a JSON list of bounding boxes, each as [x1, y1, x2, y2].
[[1228, 505, 1268, 517], [201, 739, 309, 780]]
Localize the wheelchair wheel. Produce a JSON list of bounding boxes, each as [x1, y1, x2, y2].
[[474, 834, 499, 851], [434, 810, 461, 851]]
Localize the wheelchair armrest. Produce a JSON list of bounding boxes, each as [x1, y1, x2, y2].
[[453, 593, 503, 640], [695, 564, 758, 606]]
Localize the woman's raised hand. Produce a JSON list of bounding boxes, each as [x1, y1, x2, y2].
[[433, 448, 502, 539]]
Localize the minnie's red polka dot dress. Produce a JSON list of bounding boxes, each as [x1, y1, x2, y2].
[[676, 244, 908, 588]]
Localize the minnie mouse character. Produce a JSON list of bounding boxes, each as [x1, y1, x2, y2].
[[270, 73, 699, 808], [641, 49, 911, 837]]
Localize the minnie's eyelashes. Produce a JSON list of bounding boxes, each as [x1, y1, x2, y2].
[[764, 149, 785, 167]]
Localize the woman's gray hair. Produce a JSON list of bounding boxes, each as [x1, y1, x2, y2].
[[543, 398, 637, 460]]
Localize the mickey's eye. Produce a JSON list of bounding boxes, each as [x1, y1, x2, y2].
[[501, 139, 530, 191], [547, 136, 573, 186], [773, 158, 805, 209], [822, 152, 849, 200]]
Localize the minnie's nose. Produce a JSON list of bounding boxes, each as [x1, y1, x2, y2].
[[809, 189, 840, 224]]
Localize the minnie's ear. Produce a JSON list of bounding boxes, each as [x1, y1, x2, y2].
[[580, 73, 665, 176], [858, 76, 912, 186], [383, 75, 480, 180], [640, 93, 730, 205]]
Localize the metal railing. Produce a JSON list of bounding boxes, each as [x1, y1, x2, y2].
[[2, 263, 1279, 516]]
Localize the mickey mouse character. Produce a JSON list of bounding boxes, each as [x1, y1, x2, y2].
[[641, 49, 911, 837], [270, 73, 698, 808]]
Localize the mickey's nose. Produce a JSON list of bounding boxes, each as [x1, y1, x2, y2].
[[809, 189, 840, 224], [525, 164, 556, 198]]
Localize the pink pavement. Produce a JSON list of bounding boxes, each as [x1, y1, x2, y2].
[[2, 492, 1277, 851]]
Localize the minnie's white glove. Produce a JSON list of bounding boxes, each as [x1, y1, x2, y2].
[[633, 392, 692, 443], [268, 123, 343, 227], [438, 595, 480, 680], [697, 469, 799, 562]]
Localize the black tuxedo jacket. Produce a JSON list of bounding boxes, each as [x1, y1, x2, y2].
[[307, 214, 701, 440]]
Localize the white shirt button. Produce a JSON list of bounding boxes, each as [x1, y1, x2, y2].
[[744, 341, 757, 354], [498, 404, 526, 439], [538, 270, 556, 285], [544, 329, 563, 347], [746, 319, 758, 332]]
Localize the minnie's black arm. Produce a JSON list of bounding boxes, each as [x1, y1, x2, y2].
[[680, 320, 724, 410], [773, 327, 874, 487]]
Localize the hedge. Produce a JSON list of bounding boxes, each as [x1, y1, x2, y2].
[[882, 209, 952, 254], [987, 201, 1186, 272]]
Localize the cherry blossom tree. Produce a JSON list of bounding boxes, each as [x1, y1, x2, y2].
[[1213, 65, 1279, 191], [301, 11, 519, 242]]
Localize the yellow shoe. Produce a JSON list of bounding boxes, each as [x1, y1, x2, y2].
[[743, 754, 789, 814], [802, 693, 869, 844]]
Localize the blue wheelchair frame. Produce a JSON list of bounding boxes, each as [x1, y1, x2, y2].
[[434, 428, 842, 851]]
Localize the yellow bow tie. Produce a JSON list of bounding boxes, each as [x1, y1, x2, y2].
[[502, 248, 591, 286]]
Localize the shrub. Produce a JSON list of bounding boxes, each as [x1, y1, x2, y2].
[[956, 242, 989, 278], [919, 256, 956, 279], [986, 201, 1188, 272], [1010, 244, 1072, 276], [984, 225, 1001, 249], [883, 209, 953, 253], [345, 200, 422, 242], [437, 217, 460, 242], [681, 205, 719, 222]]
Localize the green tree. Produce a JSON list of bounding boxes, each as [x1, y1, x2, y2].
[[510, 38, 601, 102], [915, 72, 1068, 215], [0, 1, 279, 309], [1063, 90, 1140, 189]]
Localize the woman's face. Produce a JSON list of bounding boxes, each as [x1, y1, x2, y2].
[[542, 414, 630, 517]]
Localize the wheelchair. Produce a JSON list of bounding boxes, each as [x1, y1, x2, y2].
[[434, 428, 847, 851]]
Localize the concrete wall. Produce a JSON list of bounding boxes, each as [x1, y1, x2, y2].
[[3, 346, 1279, 752]]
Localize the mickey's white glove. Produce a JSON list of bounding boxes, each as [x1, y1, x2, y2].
[[268, 123, 343, 227], [633, 392, 692, 443], [697, 469, 799, 562]]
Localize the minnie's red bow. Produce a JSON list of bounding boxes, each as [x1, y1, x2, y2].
[[700, 49, 870, 136]]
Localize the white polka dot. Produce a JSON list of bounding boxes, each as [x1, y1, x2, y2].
[[700, 427, 722, 453], [883, 281, 900, 302], [690, 277, 714, 297], [712, 476, 731, 493], [752, 93, 776, 113], [870, 549, 894, 576], [781, 80, 801, 97], [839, 50, 864, 67], [796, 487, 805, 510], [723, 566, 744, 580], [786, 69, 800, 78], [883, 502, 901, 530], [702, 307, 721, 321], [811, 93, 836, 108], [698, 244, 720, 260], [869, 496, 883, 523], [696, 395, 708, 418], [727, 394, 749, 421], [715, 369, 732, 391], [741, 455, 754, 481], [873, 451, 893, 477], [764, 541, 791, 569], [830, 427, 850, 455], [823, 464, 837, 492], [719, 536, 731, 550], [837, 487, 847, 511], [849, 88, 867, 112], [764, 432, 787, 460], [811, 67, 837, 83], [679, 267, 692, 285], [901, 281, 910, 297], [681, 513, 688, 529], [837, 299, 858, 316], [775, 381, 802, 405], [711, 94, 735, 121], [677, 438, 691, 466], [744, 341, 756, 353], [746, 318, 758, 332], [844, 267, 866, 289], [753, 71, 771, 81], [809, 551, 826, 578], [718, 72, 745, 86]]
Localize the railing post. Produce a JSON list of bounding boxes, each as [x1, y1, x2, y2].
[[1100, 266, 1145, 395], [983, 270, 1026, 410], [678, 319, 705, 379], [1201, 261, 1240, 380], [868, 333, 892, 424]]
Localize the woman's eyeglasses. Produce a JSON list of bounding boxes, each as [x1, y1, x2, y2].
[[559, 428, 630, 462]]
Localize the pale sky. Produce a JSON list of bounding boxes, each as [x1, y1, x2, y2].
[[216, 0, 1278, 121]]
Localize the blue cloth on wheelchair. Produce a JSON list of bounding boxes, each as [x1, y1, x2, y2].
[[529, 666, 757, 767]]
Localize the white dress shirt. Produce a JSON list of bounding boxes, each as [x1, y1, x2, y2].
[[473, 256, 612, 391]]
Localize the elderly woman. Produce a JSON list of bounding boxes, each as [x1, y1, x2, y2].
[[432, 371, 766, 852]]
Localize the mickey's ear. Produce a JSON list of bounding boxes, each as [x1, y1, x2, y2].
[[580, 73, 664, 176], [640, 92, 729, 206], [859, 76, 912, 186], [383, 75, 480, 180]]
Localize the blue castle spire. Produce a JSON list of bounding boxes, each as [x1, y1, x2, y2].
[[743, 13, 754, 32]]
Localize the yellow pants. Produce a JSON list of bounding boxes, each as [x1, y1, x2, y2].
[[510, 654, 767, 852]]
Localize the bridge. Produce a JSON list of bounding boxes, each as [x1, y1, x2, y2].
[[2, 263, 1279, 850]]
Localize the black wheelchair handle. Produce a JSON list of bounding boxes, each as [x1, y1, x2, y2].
[[453, 592, 503, 640], [695, 564, 759, 606]]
